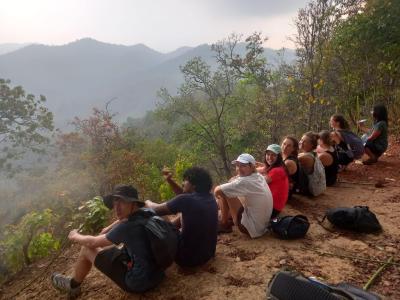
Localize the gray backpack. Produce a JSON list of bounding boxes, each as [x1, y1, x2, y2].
[[305, 152, 326, 196]]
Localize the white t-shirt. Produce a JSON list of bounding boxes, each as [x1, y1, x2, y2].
[[220, 172, 273, 238]]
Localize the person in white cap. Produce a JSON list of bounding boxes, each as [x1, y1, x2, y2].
[[214, 153, 273, 238]]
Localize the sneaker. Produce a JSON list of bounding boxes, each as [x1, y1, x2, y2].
[[51, 273, 81, 298]]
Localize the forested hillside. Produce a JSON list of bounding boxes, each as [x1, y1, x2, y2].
[[0, 0, 399, 298]]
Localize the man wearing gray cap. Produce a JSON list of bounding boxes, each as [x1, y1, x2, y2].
[[214, 153, 273, 238]]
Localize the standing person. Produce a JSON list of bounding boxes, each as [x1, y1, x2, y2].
[[281, 136, 308, 197], [359, 104, 389, 165], [145, 167, 218, 268], [299, 132, 326, 196], [257, 144, 289, 218], [214, 153, 273, 238], [51, 185, 165, 298], [317, 130, 339, 186], [330, 114, 364, 168]]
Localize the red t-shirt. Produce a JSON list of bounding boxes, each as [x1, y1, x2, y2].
[[260, 166, 289, 211]]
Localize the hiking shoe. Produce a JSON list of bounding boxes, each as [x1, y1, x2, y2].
[[51, 273, 81, 298]]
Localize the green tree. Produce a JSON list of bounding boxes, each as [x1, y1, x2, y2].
[[158, 33, 272, 179], [292, 0, 364, 130], [327, 0, 400, 129], [158, 57, 240, 179], [0, 209, 59, 271], [0, 79, 54, 173]]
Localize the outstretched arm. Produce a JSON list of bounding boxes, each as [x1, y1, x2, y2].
[[145, 200, 172, 216], [68, 230, 113, 249]]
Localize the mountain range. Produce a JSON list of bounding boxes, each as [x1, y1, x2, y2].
[[0, 38, 296, 128], [0, 43, 31, 55]]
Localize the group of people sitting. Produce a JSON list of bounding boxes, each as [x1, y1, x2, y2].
[[51, 104, 389, 297]]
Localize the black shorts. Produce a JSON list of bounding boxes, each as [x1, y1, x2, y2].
[[94, 247, 131, 292], [365, 141, 385, 157], [337, 151, 354, 166]]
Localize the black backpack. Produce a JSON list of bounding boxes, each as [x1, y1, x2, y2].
[[323, 206, 382, 233], [267, 269, 382, 300], [270, 215, 310, 239], [129, 209, 179, 270]]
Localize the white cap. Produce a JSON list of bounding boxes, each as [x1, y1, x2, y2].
[[231, 153, 256, 165]]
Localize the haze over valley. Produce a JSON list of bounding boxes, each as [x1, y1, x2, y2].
[[0, 38, 295, 127]]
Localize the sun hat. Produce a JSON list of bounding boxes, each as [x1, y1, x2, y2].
[[266, 144, 282, 155], [103, 184, 144, 209], [231, 153, 256, 165]]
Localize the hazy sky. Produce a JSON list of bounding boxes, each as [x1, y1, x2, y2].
[[0, 0, 309, 52]]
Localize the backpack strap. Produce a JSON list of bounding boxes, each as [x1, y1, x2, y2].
[[127, 209, 156, 229], [128, 208, 156, 221]]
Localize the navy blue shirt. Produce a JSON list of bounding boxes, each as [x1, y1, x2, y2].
[[167, 192, 218, 267], [106, 210, 164, 292]]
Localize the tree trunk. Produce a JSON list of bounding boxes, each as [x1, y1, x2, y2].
[[22, 240, 32, 266]]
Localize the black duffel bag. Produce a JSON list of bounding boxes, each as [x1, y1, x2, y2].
[[323, 206, 382, 233], [266, 269, 382, 300], [270, 215, 310, 239]]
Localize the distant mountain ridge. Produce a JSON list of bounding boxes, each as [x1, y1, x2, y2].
[[0, 38, 295, 128], [0, 43, 31, 55]]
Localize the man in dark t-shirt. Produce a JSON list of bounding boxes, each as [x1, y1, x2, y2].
[[51, 185, 164, 298], [146, 167, 218, 268]]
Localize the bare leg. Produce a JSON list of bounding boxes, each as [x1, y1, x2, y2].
[[72, 246, 101, 283], [217, 194, 243, 226], [216, 194, 231, 226], [226, 197, 243, 226]]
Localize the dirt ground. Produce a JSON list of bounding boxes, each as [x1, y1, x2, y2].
[[1, 137, 400, 300]]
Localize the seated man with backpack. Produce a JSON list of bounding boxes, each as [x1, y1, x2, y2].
[[51, 184, 165, 298], [146, 167, 218, 268]]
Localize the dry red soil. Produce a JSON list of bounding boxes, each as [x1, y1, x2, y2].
[[2, 137, 400, 300]]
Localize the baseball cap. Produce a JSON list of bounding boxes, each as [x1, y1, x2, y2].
[[266, 144, 282, 155], [231, 153, 256, 165]]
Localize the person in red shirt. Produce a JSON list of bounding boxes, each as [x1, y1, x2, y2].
[[257, 144, 289, 218]]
